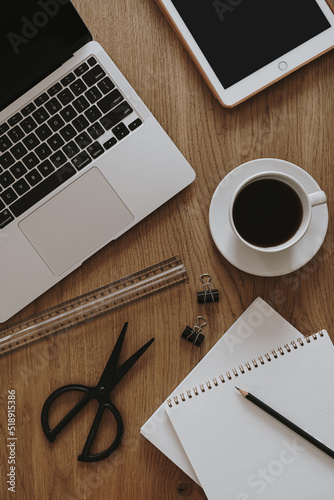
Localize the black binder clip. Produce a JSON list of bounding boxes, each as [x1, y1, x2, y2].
[[181, 316, 207, 347], [197, 274, 219, 304]]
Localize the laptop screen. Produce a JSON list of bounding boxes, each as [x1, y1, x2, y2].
[[0, 0, 91, 111]]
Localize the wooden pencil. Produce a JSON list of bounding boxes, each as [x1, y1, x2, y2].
[[235, 387, 334, 459]]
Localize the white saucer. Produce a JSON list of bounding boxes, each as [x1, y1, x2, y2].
[[209, 158, 328, 277]]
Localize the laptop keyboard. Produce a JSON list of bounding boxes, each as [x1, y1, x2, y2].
[[0, 56, 142, 230]]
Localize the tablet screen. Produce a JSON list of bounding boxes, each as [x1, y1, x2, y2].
[[170, 0, 332, 88]]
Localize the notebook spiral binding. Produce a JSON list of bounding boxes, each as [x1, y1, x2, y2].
[[167, 331, 324, 408]]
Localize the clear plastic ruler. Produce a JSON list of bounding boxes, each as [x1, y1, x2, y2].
[[0, 255, 188, 357]]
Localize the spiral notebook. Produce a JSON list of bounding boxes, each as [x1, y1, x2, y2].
[[141, 298, 304, 483], [165, 330, 334, 500]]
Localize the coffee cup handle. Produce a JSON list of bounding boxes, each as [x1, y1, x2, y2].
[[309, 190, 327, 207]]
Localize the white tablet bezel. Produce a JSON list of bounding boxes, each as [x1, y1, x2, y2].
[[156, 0, 334, 107]]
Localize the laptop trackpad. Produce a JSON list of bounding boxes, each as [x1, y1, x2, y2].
[[19, 168, 134, 276]]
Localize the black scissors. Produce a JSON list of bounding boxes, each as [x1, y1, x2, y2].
[[41, 322, 154, 462]]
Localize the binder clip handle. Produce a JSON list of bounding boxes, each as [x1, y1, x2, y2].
[[181, 316, 207, 347], [197, 274, 219, 304]]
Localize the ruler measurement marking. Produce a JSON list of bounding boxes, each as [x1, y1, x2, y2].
[[0, 256, 188, 357]]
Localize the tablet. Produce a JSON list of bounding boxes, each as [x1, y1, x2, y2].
[[156, 0, 334, 107]]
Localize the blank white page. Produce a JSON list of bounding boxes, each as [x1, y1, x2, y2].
[[166, 331, 334, 500], [141, 298, 302, 483]]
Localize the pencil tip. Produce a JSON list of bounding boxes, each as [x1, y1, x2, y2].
[[237, 388, 248, 397]]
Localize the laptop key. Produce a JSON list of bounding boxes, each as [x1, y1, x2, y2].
[[61, 73, 75, 87], [112, 123, 126, 135], [35, 124, 53, 141], [73, 96, 90, 113], [82, 65, 106, 87], [87, 142, 104, 159], [8, 126, 25, 143], [22, 152, 39, 169], [60, 124, 77, 141], [58, 88, 75, 106], [74, 63, 89, 76], [0, 123, 10, 136], [47, 115, 65, 132], [8, 113, 23, 127], [48, 83, 62, 96], [26, 169, 43, 187], [87, 57, 97, 67], [128, 118, 142, 131], [85, 105, 102, 123], [1, 187, 17, 205], [47, 133, 65, 151], [23, 133, 40, 151], [98, 77, 115, 95], [10, 162, 27, 179], [103, 137, 117, 150], [0, 152, 15, 169], [87, 123, 104, 139], [100, 102, 133, 130], [34, 92, 49, 106], [70, 79, 88, 97], [97, 89, 123, 113], [75, 132, 92, 149], [38, 160, 55, 177], [85, 86, 102, 104], [50, 151, 67, 168], [72, 115, 89, 133], [60, 104, 78, 123], [35, 143, 52, 161], [13, 178, 30, 197], [45, 97, 62, 115], [63, 141, 80, 159], [32, 107, 50, 125], [115, 128, 130, 141], [21, 103, 36, 117], [10, 164, 76, 218], [0, 209, 14, 229], [0, 172, 15, 189], [21, 117, 37, 133], [11, 143, 28, 160], [71, 151, 91, 170], [0, 135, 13, 152]]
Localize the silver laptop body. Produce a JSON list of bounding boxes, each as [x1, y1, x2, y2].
[[0, 2, 195, 322]]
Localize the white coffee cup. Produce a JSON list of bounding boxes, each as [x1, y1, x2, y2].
[[229, 171, 327, 253]]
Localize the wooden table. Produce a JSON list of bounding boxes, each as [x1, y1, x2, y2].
[[1, 1, 334, 498]]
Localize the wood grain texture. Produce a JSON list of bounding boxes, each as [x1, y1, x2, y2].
[[1, 1, 334, 498]]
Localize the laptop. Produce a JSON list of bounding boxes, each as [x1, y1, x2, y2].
[[0, 0, 195, 323]]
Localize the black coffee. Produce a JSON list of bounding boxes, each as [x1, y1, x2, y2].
[[232, 179, 303, 248]]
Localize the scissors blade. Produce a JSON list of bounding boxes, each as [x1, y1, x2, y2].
[[109, 337, 154, 391], [98, 322, 128, 388]]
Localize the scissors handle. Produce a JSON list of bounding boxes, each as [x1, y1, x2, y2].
[[41, 384, 92, 443], [78, 399, 124, 462]]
